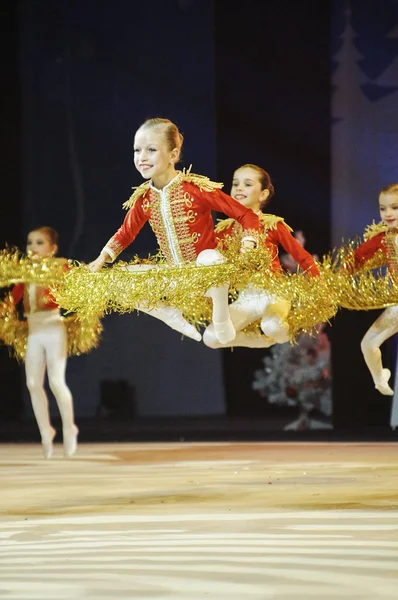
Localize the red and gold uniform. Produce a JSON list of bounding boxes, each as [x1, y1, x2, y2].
[[0, 251, 101, 458], [215, 213, 320, 276], [102, 171, 260, 264], [353, 222, 398, 274], [0, 263, 79, 458], [10, 283, 60, 313], [0, 257, 101, 360], [198, 213, 322, 349], [340, 221, 398, 397]]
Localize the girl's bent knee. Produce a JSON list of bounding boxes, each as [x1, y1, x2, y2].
[[196, 249, 225, 267], [360, 338, 378, 354]]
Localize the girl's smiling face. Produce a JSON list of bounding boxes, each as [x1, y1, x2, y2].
[[230, 166, 269, 212], [133, 129, 178, 188], [379, 192, 398, 229]]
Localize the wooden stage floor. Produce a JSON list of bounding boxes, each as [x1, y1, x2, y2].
[[1, 441, 398, 599]]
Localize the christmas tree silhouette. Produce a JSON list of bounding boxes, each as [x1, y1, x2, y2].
[[331, 4, 398, 246]]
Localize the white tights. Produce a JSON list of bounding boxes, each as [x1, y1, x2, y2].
[[203, 287, 290, 349], [126, 251, 237, 344], [127, 251, 236, 344], [25, 311, 76, 441], [360, 306, 398, 395], [196, 249, 236, 344], [126, 264, 201, 341]]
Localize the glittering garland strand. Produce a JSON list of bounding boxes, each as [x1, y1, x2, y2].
[[0, 297, 102, 362], [0, 248, 102, 361], [0, 244, 342, 341], [0, 247, 73, 287], [321, 241, 398, 311], [54, 255, 340, 340]]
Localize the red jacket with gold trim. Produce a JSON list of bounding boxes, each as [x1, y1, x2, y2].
[[10, 284, 60, 313], [102, 172, 260, 265], [215, 213, 320, 276], [9, 259, 70, 313], [354, 233, 387, 267], [353, 222, 398, 273]]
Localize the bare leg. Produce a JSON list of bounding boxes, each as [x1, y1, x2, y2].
[[360, 306, 398, 395]]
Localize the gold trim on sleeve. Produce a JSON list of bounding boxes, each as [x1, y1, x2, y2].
[[103, 237, 125, 261]]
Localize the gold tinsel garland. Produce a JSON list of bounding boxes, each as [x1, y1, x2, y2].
[[53, 233, 276, 319], [0, 247, 72, 287], [237, 267, 339, 339], [321, 240, 397, 311], [0, 248, 102, 361], [53, 233, 340, 340], [338, 268, 398, 311], [222, 233, 340, 338], [0, 297, 102, 361]]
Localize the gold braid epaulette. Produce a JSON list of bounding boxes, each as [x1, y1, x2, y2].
[[122, 169, 223, 211], [363, 220, 388, 241], [180, 168, 224, 192], [259, 213, 292, 232], [215, 218, 236, 233], [122, 181, 151, 210], [215, 213, 292, 234]]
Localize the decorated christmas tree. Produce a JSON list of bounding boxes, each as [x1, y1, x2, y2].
[[252, 327, 332, 431]]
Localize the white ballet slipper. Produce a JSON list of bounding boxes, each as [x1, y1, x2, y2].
[[41, 427, 56, 459], [260, 316, 290, 343], [375, 368, 394, 396], [203, 326, 220, 349], [139, 305, 202, 342], [159, 306, 202, 342], [63, 425, 79, 458], [203, 325, 274, 349], [213, 319, 236, 344]]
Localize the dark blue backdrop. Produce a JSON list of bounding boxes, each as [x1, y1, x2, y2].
[[15, 0, 226, 419], [2, 0, 396, 432], [18, 0, 218, 261]]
